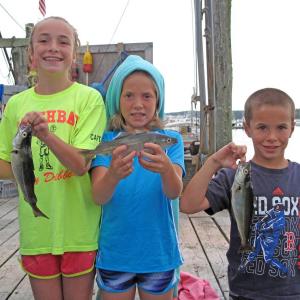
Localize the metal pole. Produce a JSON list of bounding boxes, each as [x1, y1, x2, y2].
[[194, 0, 209, 156]]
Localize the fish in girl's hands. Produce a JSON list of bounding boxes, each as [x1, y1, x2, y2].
[[11, 124, 49, 219], [80, 131, 177, 163]]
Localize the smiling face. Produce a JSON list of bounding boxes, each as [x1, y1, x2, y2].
[[120, 71, 158, 132], [29, 18, 76, 79], [244, 103, 294, 168]]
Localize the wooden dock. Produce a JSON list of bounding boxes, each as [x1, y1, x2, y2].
[[0, 196, 231, 300]]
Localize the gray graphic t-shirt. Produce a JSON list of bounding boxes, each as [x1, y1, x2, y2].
[[206, 160, 300, 300]]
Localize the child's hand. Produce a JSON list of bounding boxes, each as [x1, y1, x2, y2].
[[21, 112, 50, 141], [138, 142, 172, 174], [107, 145, 136, 180], [211, 142, 247, 169]]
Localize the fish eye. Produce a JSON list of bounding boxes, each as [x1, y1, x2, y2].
[[167, 138, 171, 142]]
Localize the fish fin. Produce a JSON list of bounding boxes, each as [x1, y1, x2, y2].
[[33, 206, 49, 219], [113, 132, 133, 140], [113, 131, 148, 140]]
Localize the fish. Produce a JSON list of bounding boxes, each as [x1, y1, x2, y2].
[[231, 161, 253, 252], [11, 124, 49, 219], [80, 131, 178, 162]]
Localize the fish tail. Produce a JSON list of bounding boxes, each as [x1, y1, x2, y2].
[[33, 205, 49, 219]]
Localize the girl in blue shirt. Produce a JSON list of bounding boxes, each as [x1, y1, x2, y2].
[[91, 55, 185, 300]]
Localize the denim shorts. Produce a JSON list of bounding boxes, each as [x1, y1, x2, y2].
[[96, 268, 176, 294]]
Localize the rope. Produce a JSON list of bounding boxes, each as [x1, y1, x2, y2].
[[0, 2, 25, 31], [93, 0, 131, 81]]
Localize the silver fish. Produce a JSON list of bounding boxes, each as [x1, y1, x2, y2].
[[80, 131, 177, 161], [11, 125, 48, 219], [231, 161, 253, 252]]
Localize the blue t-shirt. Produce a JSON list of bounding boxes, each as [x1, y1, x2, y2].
[[206, 160, 300, 300], [92, 129, 185, 273]]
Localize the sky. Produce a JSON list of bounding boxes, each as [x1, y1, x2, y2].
[[1, 0, 300, 113]]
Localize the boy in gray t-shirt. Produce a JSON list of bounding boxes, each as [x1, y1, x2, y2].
[[181, 88, 300, 300]]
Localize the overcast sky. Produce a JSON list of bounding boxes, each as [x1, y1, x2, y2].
[[1, 0, 300, 112]]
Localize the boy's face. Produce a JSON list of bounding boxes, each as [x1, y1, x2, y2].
[[244, 104, 294, 168]]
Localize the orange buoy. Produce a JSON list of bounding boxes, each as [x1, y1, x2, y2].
[[83, 43, 93, 73]]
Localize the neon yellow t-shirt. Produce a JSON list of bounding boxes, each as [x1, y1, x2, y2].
[[0, 82, 106, 255]]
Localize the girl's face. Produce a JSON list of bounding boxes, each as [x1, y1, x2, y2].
[[244, 104, 294, 168], [120, 72, 158, 132], [29, 18, 75, 78]]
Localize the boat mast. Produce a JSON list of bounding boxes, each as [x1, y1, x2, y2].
[[192, 0, 232, 169]]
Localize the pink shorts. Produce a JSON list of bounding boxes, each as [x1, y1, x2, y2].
[[20, 251, 96, 279]]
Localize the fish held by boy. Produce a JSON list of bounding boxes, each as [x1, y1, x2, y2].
[[11, 124, 49, 219], [231, 161, 253, 252], [80, 131, 177, 162]]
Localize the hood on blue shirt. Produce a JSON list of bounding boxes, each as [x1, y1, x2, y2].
[[105, 55, 165, 122]]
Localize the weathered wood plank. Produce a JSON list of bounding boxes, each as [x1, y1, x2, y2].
[[0, 252, 26, 299], [212, 210, 231, 241], [0, 209, 18, 232], [0, 200, 231, 300], [7, 276, 32, 300], [191, 215, 229, 298], [0, 197, 10, 207], [0, 197, 18, 217], [0, 233, 19, 267], [0, 219, 19, 246], [186, 211, 207, 218], [0, 38, 29, 48], [179, 213, 225, 299]]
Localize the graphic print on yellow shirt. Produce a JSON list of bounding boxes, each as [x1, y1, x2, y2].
[[0, 82, 106, 255]]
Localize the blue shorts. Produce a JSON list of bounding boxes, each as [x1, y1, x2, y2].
[[96, 268, 176, 295]]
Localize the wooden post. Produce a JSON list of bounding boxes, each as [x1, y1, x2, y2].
[[212, 0, 232, 149], [205, 0, 217, 155], [191, 0, 232, 172], [0, 23, 32, 85], [11, 23, 33, 85]]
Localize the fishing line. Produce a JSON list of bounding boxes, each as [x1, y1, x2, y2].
[[0, 2, 25, 31], [93, 0, 131, 81]]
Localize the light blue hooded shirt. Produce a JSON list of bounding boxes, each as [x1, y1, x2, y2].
[[105, 55, 165, 121], [93, 55, 183, 293]]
